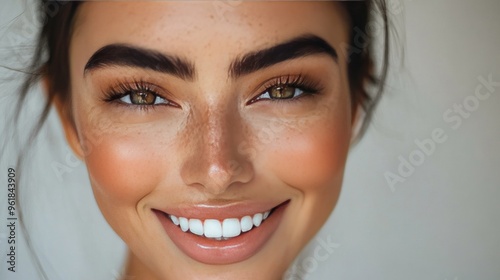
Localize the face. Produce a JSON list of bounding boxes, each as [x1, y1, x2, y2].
[[59, 2, 353, 279]]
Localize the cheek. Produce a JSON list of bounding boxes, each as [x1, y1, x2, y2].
[[261, 99, 352, 192], [71, 100, 179, 206], [82, 131, 165, 204], [271, 121, 350, 190]]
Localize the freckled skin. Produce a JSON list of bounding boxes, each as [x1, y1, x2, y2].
[[55, 2, 354, 279]]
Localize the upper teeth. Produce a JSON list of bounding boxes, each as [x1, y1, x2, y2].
[[169, 210, 271, 240]]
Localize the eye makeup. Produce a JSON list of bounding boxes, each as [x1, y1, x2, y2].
[[248, 74, 324, 105], [100, 79, 180, 112], [100, 72, 325, 112]]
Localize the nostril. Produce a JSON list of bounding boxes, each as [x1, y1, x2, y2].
[[228, 160, 243, 175]]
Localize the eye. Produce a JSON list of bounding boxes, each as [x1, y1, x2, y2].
[[120, 89, 168, 105], [249, 74, 322, 105], [103, 80, 179, 109], [259, 85, 305, 100]]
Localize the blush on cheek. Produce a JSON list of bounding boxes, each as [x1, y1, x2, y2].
[[83, 136, 162, 203], [269, 124, 350, 190]]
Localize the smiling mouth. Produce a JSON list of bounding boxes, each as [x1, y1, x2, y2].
[[154, 200, 289, 264], [167, 208, 274, 240]]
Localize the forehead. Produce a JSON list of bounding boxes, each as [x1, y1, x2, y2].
[[70, 2, 350, 76]]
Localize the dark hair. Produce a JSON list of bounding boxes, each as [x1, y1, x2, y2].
[[8, 1, 392, 279]]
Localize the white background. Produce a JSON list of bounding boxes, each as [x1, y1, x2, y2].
[[1, 1, 499, 280]]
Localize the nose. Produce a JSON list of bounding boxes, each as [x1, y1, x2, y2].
[[179, 102, 254, 195]]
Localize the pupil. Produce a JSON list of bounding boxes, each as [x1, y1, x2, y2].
[[132, 91, 155, 104], [271, 85, 294, 99]]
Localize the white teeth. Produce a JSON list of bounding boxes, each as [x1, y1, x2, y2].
[[170, 215, 180, 226], [253, 213, 263, 227], [204, 219, 222, 238], [263, 211, 270, 220], [240, 216, 253, 232], [179, 217, 189, 232], [169, 209, 273, 239], [222, 218, 241, 238], [189, 219, 204, 236]]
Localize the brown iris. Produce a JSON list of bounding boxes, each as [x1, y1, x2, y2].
[[269, 85, 295, 99], [130, 90, 156, 105]]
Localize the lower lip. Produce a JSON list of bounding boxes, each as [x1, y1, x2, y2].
[[154, 202, 288, 265]]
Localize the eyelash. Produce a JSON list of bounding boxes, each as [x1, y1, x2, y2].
[[250, 74, 323, 105], [102, 74, 323, 110], [102, 80, 170, 112]]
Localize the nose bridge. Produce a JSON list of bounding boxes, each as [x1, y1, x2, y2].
[[180, 99, 253, 194], [205, 103, 234, 165]]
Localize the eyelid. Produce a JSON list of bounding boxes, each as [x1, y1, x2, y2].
[[102, 79, 181, 108], [103, 80, 164, 101], [247, 74, 323, 105]]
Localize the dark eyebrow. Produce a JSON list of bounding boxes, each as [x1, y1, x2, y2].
[[228, 34, 338, 79], [84, 44, 195, 80], [83, 35, 336, 80]]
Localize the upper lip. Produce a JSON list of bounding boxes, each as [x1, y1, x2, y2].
[[154, 199, 289, 220]]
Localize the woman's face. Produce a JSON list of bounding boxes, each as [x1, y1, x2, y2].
[[61, 2, 352, 279]]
